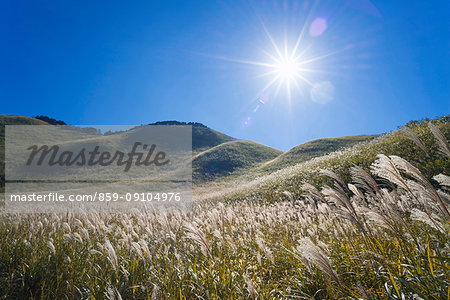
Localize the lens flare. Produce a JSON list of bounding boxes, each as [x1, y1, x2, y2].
[[210, 20, 340, 104], [310, 81, 335, 104], [309, 17, 328, 37]]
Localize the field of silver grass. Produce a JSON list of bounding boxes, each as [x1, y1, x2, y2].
[[0, 122, 449, 299]]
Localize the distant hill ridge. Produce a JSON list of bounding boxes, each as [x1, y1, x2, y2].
[[33, 115, 212, 129], [35, 115, 67, 125], [148, 120, 208, 128], [192, 140, 282, 182], [30, 116, 232, 151], [0, 114, 404, 185]]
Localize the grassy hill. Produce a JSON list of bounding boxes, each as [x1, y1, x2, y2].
[[193, 135, 380, 186], [1, 114, 449, 298], [0, 115, 49, 158], [0, 115, 49, 156], [148, 120, 234, 152], [0, 116, 49, 194], [0, 115, 49, 126], [0, 116, 236, 194], [3, 114, 448, 199], [196, 116, 450, 203], [191, 126, 234, 152], [193, 140, 282, 182], [259, 135, 377, 172], [0, 115, 390, 189]]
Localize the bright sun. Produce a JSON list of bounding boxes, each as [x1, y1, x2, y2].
[[276, 57, 298, 80], [230, 25, 317, 101], [214, 23, 334, 102], [255, 31, 314, 101]]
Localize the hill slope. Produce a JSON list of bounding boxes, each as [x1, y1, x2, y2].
[[148, 121, 234, 152], [193, 140, 282, 182], [191, 126, 234, 152], [0, 115, 385, 187], [260, 135, 377, 172], [195, 117, 450, 202], [0, 115, 49, 158], [0, 115, 48, 126], [0, 115, 50, 193]]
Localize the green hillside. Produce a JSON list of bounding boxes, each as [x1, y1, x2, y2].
[[1, 115, 449, 299], [191, 126, 234, 152], [3, 114, 448, 199], [0, 115, 49, 156], [259, 135, 377, 172], [0, 115, 49, 126], [148, 120, 234, 152], [199, 116, 450, 203], [193, 140, 282, 182], [0, 116, 49, 195], [0, 115, 49, 151], [0, 116, 235, 192]]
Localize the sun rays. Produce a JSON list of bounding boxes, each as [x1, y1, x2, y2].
[[211, 20, 336, 104]]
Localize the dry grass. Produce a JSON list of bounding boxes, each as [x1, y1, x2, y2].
[[0, 120, 449, 299]]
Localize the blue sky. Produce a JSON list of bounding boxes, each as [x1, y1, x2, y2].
[[1, 0, 449, 150]]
